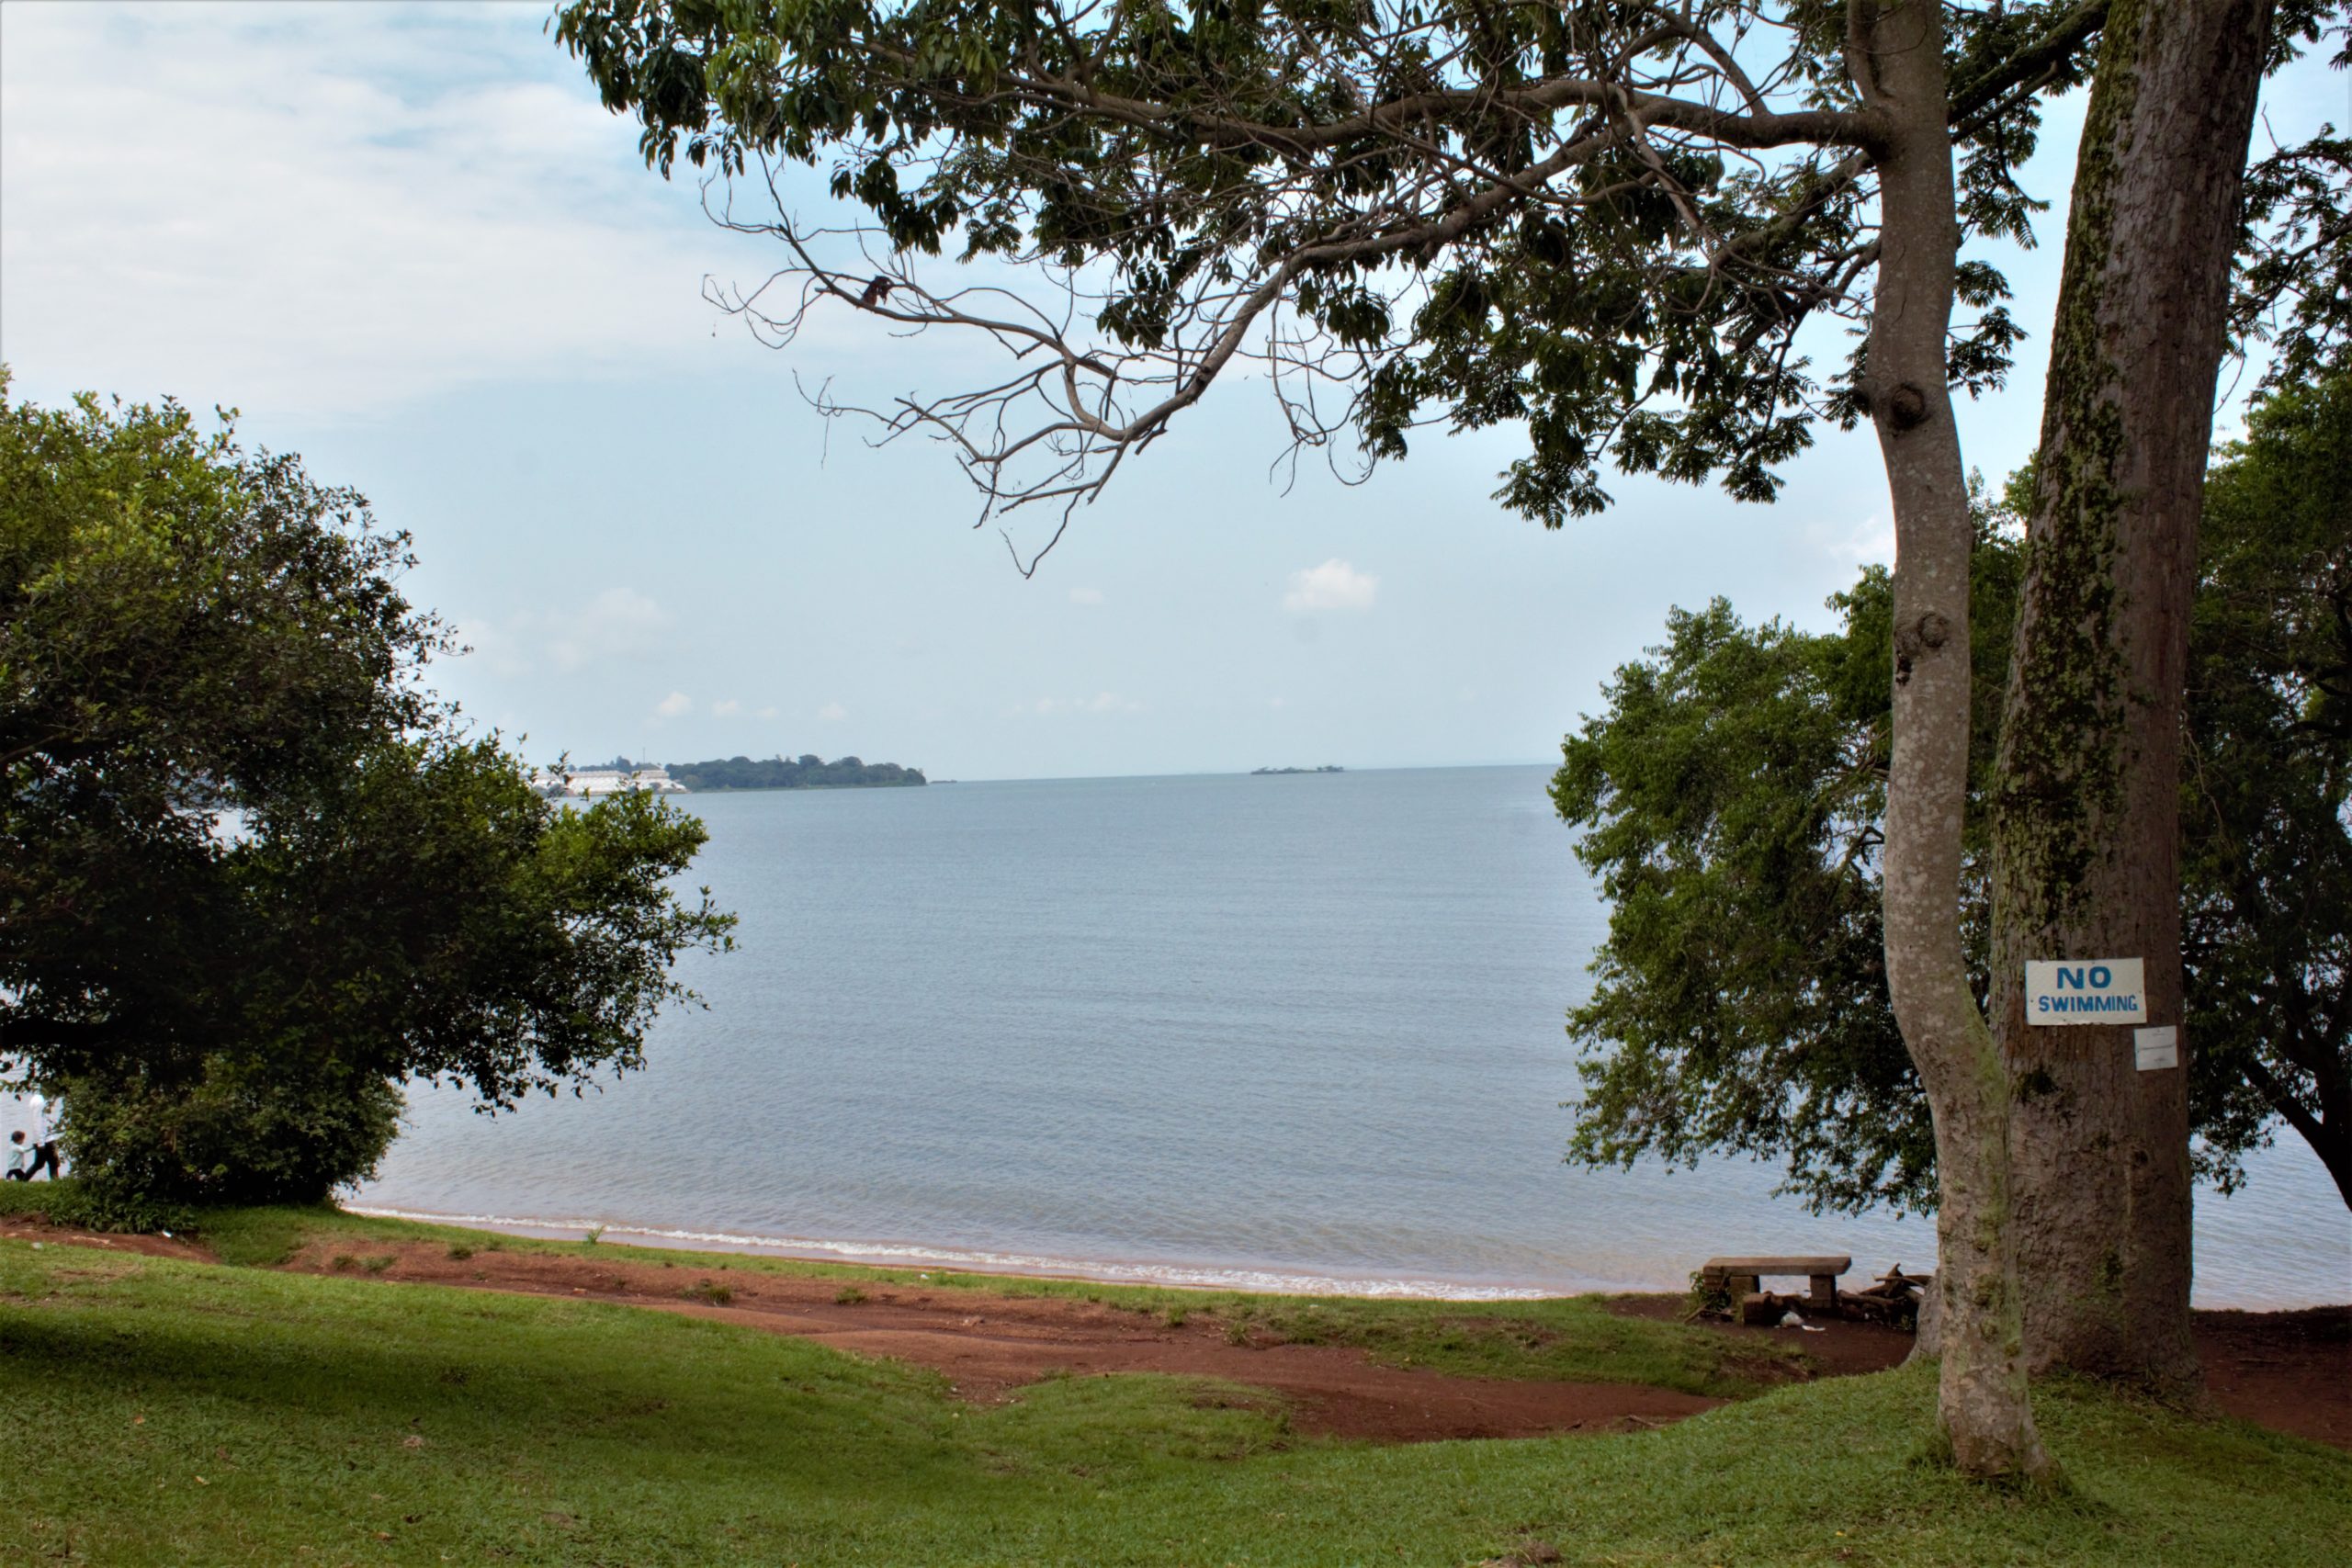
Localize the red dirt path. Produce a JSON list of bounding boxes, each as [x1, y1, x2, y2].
[[277, 1235, 1725, 1442]]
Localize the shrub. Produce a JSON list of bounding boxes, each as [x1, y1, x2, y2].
[[53, 1055, 401, 1210], [13, 1176, 197, 1237], [1685, 1269, 1737, 1322]]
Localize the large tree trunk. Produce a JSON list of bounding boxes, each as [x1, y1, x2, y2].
[[1992, 0, 2274, 1393], [1856, 1, 2049, 1481]]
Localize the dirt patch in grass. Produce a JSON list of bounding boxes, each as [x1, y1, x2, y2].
[[1608, 1292, 1918, 1379], [256, 1234, 1723, 1442], [1609, 1292, 2352, 1450], [2194, 1306, 2352, 1451], [0, 1216, 213, 1263]]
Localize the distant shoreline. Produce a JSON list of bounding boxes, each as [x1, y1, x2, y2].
[[666, 755, 925, 792], [684, 780, 927, 794]]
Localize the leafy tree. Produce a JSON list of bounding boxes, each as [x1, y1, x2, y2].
[[2234, 13, 2352, 392], [1557, 375, 2352, 1228], [1554, 596, 1933, 1210], [1, 382, 736, 1201], [555, 2, 2105, 536], [2181, 373, 2352, 1204], [1555, 487, 2021, 1217], [57, 1055, 404, 1213], [5, 387, 428, 1077]]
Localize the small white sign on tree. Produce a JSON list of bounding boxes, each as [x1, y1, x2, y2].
[[2024, 959, 2148, 1025], [2134, 1026, 2179, 1070]]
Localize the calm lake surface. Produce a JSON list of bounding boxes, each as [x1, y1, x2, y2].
[[358, 766, 2348, 1305]]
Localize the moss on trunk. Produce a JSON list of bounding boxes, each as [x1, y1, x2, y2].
[[1991, 0, 2275, 1392]]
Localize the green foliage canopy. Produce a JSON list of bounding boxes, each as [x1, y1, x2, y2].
[[2233, 9, 2352, 389], [57, 1055, 404, 1216], [1555, 377, 2352, 1210], [4, 386, 433, 1083], [2178, 373, 2352, 1201], [1, 383, 736, 1201], [1552, 486, 2022, 1214], [554, 1, 2114, 548]]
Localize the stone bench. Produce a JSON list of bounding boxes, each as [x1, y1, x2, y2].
[[1701, 1255, 1851, 1310]]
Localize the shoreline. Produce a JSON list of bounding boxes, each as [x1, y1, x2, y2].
[[343, 1204, 1577, 1300], [345, 1201, 2346, 1311]]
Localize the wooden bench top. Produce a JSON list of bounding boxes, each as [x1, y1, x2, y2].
[[1702, 1256, 1851, 1276]]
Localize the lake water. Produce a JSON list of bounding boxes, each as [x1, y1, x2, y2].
[[345, 766, 2345, 1305]]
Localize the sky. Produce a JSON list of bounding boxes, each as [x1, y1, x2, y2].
[[3, 3, 2344, 782]]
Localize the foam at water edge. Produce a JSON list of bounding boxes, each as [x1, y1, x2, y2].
[[343, 1205, 1571, 1299]]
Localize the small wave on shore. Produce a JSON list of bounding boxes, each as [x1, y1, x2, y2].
[[342, 1204, 1565, 1299]]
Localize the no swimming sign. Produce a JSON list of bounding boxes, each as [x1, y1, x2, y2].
[[2024, 959, 2148, 1025]]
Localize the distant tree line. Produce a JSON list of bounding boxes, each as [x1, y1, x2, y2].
[[663, 754, 926, 791]]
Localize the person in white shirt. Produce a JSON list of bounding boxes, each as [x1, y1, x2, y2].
[[21, 1098, 62, 1180], [4, 1130, 29, 1180]]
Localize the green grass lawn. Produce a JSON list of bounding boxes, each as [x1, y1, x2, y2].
[[2, 1236, 2345, 1566]]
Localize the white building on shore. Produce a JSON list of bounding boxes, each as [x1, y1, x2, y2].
[[530, 765, 689, 798]]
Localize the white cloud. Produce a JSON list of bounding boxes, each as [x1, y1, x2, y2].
[[1068, 586, 1104, 606], [817, 701, 848, 722], [1807, 513, 1895, 570], [0, 4, 759, 418], [458, 615, 530, 680], [711, 698, 742, 717], [755, 705, 780, 720], [1268, 696, 1288, 710], [467, 586, 671, 679], [654, 691, 692, 719], [1283, 558, 1379, 614], [546, 587, 672, 673]]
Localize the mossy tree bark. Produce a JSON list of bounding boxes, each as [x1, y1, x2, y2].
[[1857, 0, 2050, 1482], [1993, 0, 2275, 1393]]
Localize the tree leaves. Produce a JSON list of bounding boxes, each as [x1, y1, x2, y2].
[[550, 3, 2104, 529], [1554, 392, 2352, 1213], [1, 383, 735, 1133]]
